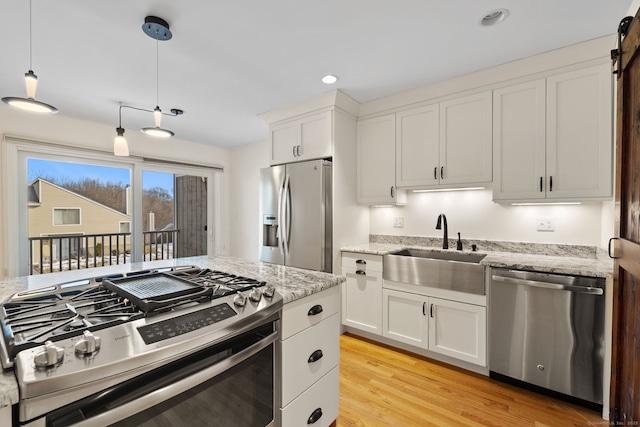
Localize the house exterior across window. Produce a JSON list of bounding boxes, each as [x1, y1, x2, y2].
[[28, 178, 131, 271]]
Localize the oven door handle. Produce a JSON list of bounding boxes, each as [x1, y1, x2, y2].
[[69, 331, 278, 427]]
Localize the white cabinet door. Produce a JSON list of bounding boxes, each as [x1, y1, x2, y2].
[[342, 268, 383, 334], [382, 288, 428, 348], [271, 121, 299, 165], [280, 367, 339, 427], [396, 104, 439, 187], [439, 91, 492, 185], [357, 114, 402, 204], [428, 297, 486, 366], [546, 64, 612, 199], [299, 110, 332, 161], [492, 79, 547, 201]]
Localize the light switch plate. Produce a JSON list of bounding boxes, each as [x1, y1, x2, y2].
[[393, 217, 404, 228], [536, 217, 555, 231]]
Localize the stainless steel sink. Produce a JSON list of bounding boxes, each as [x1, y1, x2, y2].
[[383, 249, 486, 295]]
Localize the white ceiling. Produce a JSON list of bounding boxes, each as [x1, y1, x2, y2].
[[0, 1, 634, 148]]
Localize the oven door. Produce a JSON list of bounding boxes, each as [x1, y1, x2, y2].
[[37, 321, 277, 427]]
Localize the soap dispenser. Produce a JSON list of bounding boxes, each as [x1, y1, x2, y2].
[[456, 232, 463, 251]]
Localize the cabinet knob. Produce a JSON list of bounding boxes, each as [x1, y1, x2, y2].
[[307, 304, 324, 316], [307, 408, 323, 424], [308, 349, 324, 363]]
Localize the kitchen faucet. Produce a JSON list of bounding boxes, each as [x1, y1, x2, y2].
[[435, 214, 448, 249]]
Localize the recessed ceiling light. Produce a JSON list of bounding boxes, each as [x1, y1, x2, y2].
[[322, 74, 339, 84], [481, 9, 509, 26]]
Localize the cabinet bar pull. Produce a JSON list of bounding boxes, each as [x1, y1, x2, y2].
[[440, 166, 444, 180], [540, 176, 543, 192], [355, 259, 366, 265], [390, 186, 395, 198], [307, 305, 323, 316], [355, 270, 366, 275], [430, 304, 434, 318], [296, 145, 301, 157], [549, 176, 553, 191], [422, 302, 426, 316], [292, 146, 297, 157], [308, 349, 324, 363], [308, 408, 323, 424], [434, 167, 437, 180]]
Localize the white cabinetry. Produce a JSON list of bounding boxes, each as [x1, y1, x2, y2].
[[382, 288, 487, 367], [270, 110, 332, 165], [395, 91, 492, 189], [357, 114, 406, 205], [278, 286, 340, 426], [341, 253, 383, 334], [493, 64, 612, 201]]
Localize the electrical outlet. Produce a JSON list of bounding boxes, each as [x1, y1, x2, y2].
[[536, 217, 555, 231], [393, 217, 404, 228]]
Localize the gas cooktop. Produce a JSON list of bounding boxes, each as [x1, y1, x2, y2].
[[0, 266, 276, 369]]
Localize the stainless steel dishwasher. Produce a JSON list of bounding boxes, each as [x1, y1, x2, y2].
[[489, 268, 605, 407]]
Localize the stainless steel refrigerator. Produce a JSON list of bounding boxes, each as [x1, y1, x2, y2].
[[259, 159, 332, 272]]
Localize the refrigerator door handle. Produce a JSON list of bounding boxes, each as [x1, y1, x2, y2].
[[277, 174, 286, 256], [283, 173, 291, 255]]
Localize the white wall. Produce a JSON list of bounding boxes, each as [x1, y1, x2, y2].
[[370, 187, 612, 247], [228, 140, 270, 260], [0, 106, 232, 277]]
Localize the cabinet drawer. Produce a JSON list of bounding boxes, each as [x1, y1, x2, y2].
[[281, 286, 340, 340], [281, 366, 339, 427], [281, 313, 340, 405], [342, 252, 383, 272]]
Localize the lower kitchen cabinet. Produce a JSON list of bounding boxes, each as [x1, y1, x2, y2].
[[382, 288, 487, 366], [342, 253, 383, 335], [278, 286, 340, 426]]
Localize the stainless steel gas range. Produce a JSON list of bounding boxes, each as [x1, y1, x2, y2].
[[0, 265, 283, 427]]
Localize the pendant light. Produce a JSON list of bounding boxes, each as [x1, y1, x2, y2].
[[140, 16, 174, 138], [113, 105, 129, 157], [1, 0, 57, 114]]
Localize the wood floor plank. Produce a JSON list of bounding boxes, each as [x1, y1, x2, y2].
[[338, 333, 604, 427]]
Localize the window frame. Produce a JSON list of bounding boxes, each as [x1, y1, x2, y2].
[[52, 207, 82, 226]]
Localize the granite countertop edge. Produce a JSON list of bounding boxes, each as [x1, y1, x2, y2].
[[0, 255, 345, 408], [341, 243, 613, 278]]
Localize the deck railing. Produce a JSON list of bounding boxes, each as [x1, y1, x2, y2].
[[142, 229, 178, 261], [29, 229, 179, 275]]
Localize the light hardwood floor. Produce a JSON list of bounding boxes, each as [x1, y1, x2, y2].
[[337, 333, 605, 427]]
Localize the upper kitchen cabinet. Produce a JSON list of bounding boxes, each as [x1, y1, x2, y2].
[[493, 63, 612, 202], [270, 110, 332, 164], [357, 114, 406, 205], [395, 91, 492, 189]]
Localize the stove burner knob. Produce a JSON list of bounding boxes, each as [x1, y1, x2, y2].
[[263, 285, 276, 298], [249, 288, 263, 302], [34, 341, 64, 368], [75, 330, 102, 356], [233, 292, 247, 307]]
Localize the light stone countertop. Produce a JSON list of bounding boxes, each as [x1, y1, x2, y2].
[[0, 255, 345, 409], [341, 242, 613, 278]]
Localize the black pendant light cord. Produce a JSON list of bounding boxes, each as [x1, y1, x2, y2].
[[28, 0, 33, 71]]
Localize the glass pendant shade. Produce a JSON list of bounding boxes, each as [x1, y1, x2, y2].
[[25, 70, 38, 99], [1, 69, 58, 113], [114, 127, 129, 156], [153, 106, 162, 127]]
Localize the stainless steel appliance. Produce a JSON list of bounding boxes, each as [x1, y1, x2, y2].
[[489, 268, 605, 407], [0, 266, 282, 426], [260, 159, 332, 273]]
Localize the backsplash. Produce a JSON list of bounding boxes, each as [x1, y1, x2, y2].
[[369, 234, 604, 259]]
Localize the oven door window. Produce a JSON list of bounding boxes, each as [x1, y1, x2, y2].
[[47, 323, 275, 427]]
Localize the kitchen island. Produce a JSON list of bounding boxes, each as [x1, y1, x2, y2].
[[0, 255, 345, 426]]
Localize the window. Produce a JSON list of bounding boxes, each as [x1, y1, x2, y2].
[[53, 208, 81, 225], [119, 221, 131, 233]]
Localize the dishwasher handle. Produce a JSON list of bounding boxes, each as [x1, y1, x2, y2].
[[491, 275, 604, 296]]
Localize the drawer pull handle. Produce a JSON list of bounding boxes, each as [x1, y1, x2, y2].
[[355, 270, 366, 275], [308, 349, 324, 363], [308, 408, 323, 424], [307, 305, 323, 316], [355, 259, 366, 265]]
